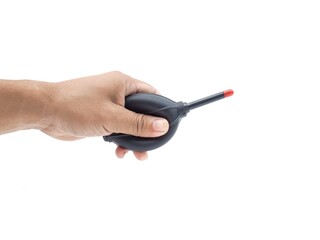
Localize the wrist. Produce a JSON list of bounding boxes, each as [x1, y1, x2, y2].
[[15, 80, 55, 131], [30, 81, 57, 131]]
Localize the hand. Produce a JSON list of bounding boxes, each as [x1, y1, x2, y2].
[[42, 71, 169, 160]]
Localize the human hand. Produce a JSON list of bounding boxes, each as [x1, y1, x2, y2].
[[42, 71, 169, 160]]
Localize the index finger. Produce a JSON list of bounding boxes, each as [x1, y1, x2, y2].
[[125, 77, 160, 96]]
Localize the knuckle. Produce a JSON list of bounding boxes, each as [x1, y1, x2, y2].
[[134, 114, 148, 136], [111, 71, 124, 77]]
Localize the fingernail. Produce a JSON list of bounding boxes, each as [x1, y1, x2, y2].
[[152, 119, 169, 132]]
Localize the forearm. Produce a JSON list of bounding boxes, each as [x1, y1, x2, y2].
[[0, 80, 52, 134]]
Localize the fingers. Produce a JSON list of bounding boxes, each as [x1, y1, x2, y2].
[[124, 75, 159, 96], [133, 151, 148, 160], [116, 146, 148, 160], [106, 71, 164, 161], [111, 105, 169, 138], [115, 146, 128, 158]]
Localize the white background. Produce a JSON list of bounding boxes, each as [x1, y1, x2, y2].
[[0, 0, 319, 239]]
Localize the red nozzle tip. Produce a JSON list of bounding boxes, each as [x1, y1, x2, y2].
[[224, 89, 234, 98]]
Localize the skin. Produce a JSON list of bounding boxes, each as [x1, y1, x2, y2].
[[0, 71, 169, 160]]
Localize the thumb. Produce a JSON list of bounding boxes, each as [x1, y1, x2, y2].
[[111, 105, 169, 137]]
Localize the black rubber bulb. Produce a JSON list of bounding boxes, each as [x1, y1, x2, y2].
[[103, 89, 233, 152]]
